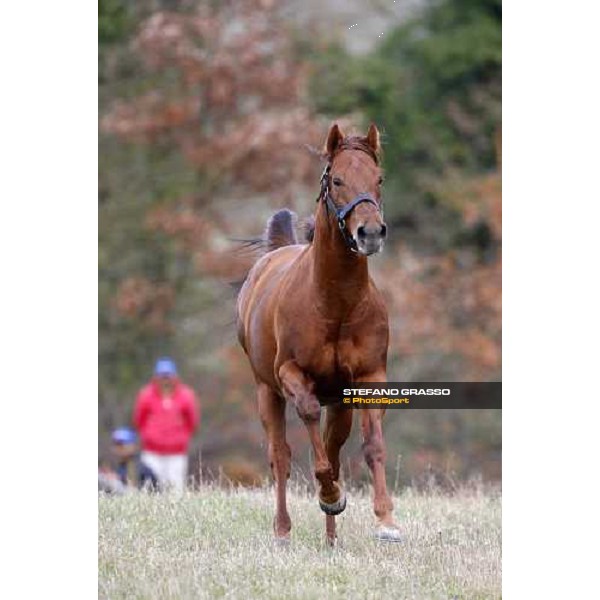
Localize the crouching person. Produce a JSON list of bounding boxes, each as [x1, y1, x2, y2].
[[98, 427, 158, 494]]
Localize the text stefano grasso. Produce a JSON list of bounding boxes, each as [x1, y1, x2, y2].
[[343, 388, 451, 396]]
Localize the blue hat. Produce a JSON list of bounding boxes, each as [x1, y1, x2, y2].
[[112, 427, 138, 445], [154, 357, 177, 377]]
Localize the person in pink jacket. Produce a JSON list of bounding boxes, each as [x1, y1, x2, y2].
[[133, 357, 199, 491]]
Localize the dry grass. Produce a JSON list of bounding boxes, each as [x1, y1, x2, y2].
[[99, 484, 501, 599]]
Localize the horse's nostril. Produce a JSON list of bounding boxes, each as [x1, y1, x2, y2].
[[357, 226, 367, 240], [380, 224, 387, 238]]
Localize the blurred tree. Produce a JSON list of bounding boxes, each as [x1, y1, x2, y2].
[[308, 0, 501, 248], [99, 0, 502, 485], [99, 0, 325, 457], [99, 0, 137, 44]]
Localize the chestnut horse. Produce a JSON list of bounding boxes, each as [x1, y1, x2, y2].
[[237, 123, 400, 544]]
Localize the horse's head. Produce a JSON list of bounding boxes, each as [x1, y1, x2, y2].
[[321, 123, 387, 256]]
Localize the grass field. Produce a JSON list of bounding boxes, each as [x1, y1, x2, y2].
[[99, 484, 501, 599]]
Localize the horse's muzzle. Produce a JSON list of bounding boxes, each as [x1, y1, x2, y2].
[[355, 223, 387, 256]]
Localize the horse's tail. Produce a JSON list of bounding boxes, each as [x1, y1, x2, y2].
[[231, 209, 299, 296], [263, 208, 298, 252], [265, 208, 298, 252]]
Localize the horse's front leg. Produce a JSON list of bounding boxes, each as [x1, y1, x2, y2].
[[323, 404, 353, 546], [358, 371, 402, 542], [278, 361, 346, 516]]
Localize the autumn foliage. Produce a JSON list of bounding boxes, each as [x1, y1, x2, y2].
[[99, 0, 501, 485], [380, 167, 501, 381]]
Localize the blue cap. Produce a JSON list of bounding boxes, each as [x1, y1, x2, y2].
[[154, 357, 177, 377], [112, 427, 137, 445]]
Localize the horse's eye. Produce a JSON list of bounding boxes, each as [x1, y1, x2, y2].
[[378, 176, 384, 185], [332, 177, 343, 187]]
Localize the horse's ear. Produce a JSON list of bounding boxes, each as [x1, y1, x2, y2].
[[366, 123, 381, 155], [325, 123, 345, 157]]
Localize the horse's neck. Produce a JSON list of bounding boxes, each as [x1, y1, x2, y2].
[[311, 205, 369, 316]]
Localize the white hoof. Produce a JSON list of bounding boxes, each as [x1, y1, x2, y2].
[[319, 490, 347, 516], [373, 525, 403, 543]]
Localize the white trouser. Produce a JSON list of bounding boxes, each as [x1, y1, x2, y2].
[[141, 451, 188, 492]]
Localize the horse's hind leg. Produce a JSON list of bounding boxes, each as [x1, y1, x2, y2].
[[257, 382, 291, 542], [323, 405, 353, 546], [278, 361, 344, 514]]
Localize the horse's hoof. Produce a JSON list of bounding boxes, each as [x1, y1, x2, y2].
[[373, 525, 403, 543], [273, 536, 290, 548], [319, 490, 347, 515]]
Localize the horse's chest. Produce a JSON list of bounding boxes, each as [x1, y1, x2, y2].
[[299, 333, 358, 382], [279, 300, 386, 384]]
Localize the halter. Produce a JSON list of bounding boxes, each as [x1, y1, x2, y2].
[[316, 163, 382, 253]]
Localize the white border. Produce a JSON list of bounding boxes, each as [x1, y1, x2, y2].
[[504, 1, 600, 596], [1, 1, 97, 596]]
